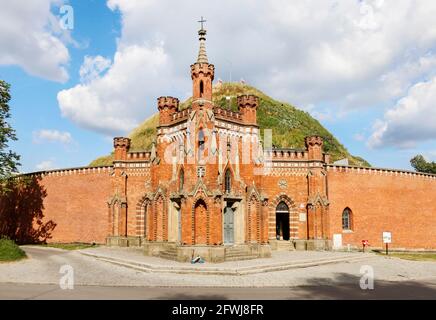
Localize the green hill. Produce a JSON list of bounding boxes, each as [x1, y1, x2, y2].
[[90, 83, 370, 167]]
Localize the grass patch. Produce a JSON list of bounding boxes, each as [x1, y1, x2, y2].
[[388, 253, 436, 262], [0, 237, 27, 262], [42, 243, 98, 251], [375, 251, 436, 262]]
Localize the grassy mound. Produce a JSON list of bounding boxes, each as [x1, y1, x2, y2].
[[90, 82, 370, 167], [0, 237, 26, 262]]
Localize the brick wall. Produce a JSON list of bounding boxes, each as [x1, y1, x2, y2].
[[327, 167, 436, 249], [19, 163, 436, 249], [39, 168, 113, 244]]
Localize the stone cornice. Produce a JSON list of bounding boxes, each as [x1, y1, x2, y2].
[[327, 164, 436, 179], [19, 166, 113, 178]]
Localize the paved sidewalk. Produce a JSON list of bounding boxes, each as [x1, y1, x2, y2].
[[1, 246, 436, 289], [78, 247, 371, 275]]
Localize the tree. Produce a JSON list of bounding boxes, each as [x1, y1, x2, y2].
[[410, 155, 436, 174], [0, 82, 54, 243], [0, 80, 20, 180]]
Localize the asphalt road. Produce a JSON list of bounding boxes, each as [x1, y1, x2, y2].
[[1, 247, 435, 300], [1, 282, 436, 300]]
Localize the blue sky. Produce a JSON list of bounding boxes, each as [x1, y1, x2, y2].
[[2, 0, 121, 171], [1, 0, 436, 173]]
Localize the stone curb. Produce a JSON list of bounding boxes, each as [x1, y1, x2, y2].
[[20, 245, 72, 253], [79, 251, 372, 276]]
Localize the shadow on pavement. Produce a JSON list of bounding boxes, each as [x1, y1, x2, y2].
[[293, 273, 436, 300], [153, 273, 436, 300]]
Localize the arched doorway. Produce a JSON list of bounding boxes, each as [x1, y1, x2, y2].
[[276, 201, 290, 240]]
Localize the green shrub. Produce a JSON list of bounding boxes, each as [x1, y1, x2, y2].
[[0, 237, 26, 262]]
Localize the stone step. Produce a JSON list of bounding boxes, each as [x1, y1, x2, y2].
[[225, 250, 250, 255], [225, 255, 259, 261], [276, 248, 295, 252], [225, 247, 251, 253], [223, 247, 262, 261], [225, 253, 254, 258], [159, 250, 176, 256], [225, 251, 259, 257], [225, 253, 254, 257], [159, 251, 178, 261], [275, 241, 296, 251]]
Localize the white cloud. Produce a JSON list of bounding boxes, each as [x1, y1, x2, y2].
[[33, 129, 73, 145], [58, 44, 184, 135], [368, 76, 436, 148], [36, 160, 56, 171], [58, 0, 436, 138], [0, 0, 70, 82], [263, 0, 436, 109], [79, 56, 112, 83]]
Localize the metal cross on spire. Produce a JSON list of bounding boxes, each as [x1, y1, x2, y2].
[[196, 16, 209, 63], [198, 16, 207, 30]]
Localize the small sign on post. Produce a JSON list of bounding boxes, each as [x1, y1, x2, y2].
[[382, 232, 392, 255]]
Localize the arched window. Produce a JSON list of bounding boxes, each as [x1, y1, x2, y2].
[[179, 169, 184, 191], [342, 208, 352, 230], [276, 201, 289, 212], [200, 80, 204, 97], [225, 169, 231, 194], [198, 129, 205, 161], [198, 129, 205, 150]]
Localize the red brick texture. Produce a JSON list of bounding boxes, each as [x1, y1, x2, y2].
[[327, 166, 436, 249], [39, 168, 113, 243], [30, 161, 436, 249]]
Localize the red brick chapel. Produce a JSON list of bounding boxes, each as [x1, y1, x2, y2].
[[31, 23, 436, 262]]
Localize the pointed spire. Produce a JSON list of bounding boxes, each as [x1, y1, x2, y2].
[[196, 17, 209, 64]]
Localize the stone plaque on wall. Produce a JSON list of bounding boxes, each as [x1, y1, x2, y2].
[[299, 213, 307, 222], [278, 179, 288, 189]]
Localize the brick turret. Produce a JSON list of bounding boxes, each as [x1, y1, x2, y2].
[[237, 94, 258, 125], [305, 136, 324, 161], [191, 63, 215, 101], [158, 96, 179, 126], [191, 25, 215, 108], [113, 137, 131, 161]]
